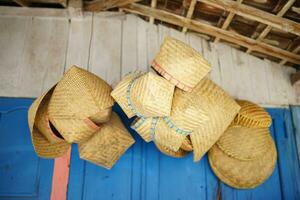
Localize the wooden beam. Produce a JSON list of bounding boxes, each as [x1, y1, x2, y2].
[[197, 0, 300, 37], [280, 45, 300, 65], [13, 0, 29, 6], [121, 3, 300, 64], [149, 0, 157, 24], [182, 0, 197, 33], [214, 0, 242, 43], [292, 7, 300, 15], [68, 0, 83, 17], [84, 0, 141, 12], [246, 0, 296, 53], [291, 70, 300, 85]]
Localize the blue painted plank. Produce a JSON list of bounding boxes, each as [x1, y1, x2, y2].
[[0, 97, 54, 200], [68, 106, 300, 200], [220, 114, 282, 200], [291, 106, 300, 163]]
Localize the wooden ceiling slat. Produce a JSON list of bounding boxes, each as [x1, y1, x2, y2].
[[84, 0, 141, 12], [121, 3, 300, 65], [246, 0, 296, 53], [197, 0, 300, 37], [13, 0, 29, 6], [214, 0, 243, 43], [182, 0, 197, 33], [149, 0, 157, 24]]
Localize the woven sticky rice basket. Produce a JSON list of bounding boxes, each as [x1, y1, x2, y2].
[[155, 142, 190, 158], [233, 100, 272, 128], [152, 37, 211, 92], [111, 71, 175, 118], [181, 136, 193, 152], [208, 136, 277, 189], [28, 86, 70, 158], [190, 78, 241, 161], [216, 125, 272, 160], [48, 66, 114, 143], [131, 86, 210, 152], [78, 112, 135, 169]]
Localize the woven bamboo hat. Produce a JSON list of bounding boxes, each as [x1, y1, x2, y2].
[[208, 131, 277, 189], [48, 66, 114, 143], [131, 87, 210, 152], [155, 142, 190, 158], [233, 100, 272, 128], [28, 86, 70, 158], [188, 78, 241, 161], [111, 71, 175, 118], [78, 112, 135, 169], [152, 37, 211, 92], [216, 125, 272, 160]]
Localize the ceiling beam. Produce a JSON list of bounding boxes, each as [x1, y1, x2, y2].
[[13, 0, 29, 6], [149, 0, 157, 24], [214, 0, 243, 43], [197, 0, 300, 37], [182, 0, 197, 33], [84, 0, 141, 12], [246, 0, 296, 53], [121, 3, 300, 65], [280, 45, 300, 65]]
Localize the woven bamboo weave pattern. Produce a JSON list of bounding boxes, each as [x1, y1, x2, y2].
[[28, 86, 70, 158], [169, 88, 209, 131], [49, 66, 114, 143], [111, 71, 142, 118], [131, 117, 153, 142], [130, 72, 174, 117], [190, 78, 240, 161], [181, 136, 193, 152], [152, 37, 211, 91], [155, 142, 189, 158], [216, 126, 272, 160], [208, 138, 277, 189], [233, 100, 272, 128], [78, 113, 135, 169]]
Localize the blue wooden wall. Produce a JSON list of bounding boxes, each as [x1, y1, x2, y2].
[[0, 98, 300, 200], [0, 98, 54, 200]]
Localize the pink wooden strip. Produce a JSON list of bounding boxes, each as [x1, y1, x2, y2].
[[50, 147, 71, 200]]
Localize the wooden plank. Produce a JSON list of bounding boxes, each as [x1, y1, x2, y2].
[[158, 24, 171, 44], [214, 0, 243, 42], [182, 0, 197, 33], [89, 13, 123, 86], [17, 17, 68, 97], [50, 148, 71, 200], [280, 45, 300, 65], [0, 6, 69, 19], [198, 0, 300, 37], [266, 61, 289, 106], [149, 0, 157, 24], [13, 0, 29, 7], [170, 27, 187, 42], [137, 17, 149, 72], [146, 23, 159, 69], [215, 43, 236, 96], [121, 3, 300, 65], [201, 39, 222, 86], [65, 13, 92, 70], [121, 14, 138, 77], [84, 0, 141, 12], [0, 16, 30, 97], [247, 0, 296, 53], [273, 109, 300, 199], [291, 106, 300, 163], [229, 47, 254, 101]]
